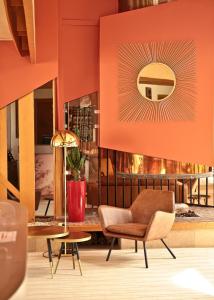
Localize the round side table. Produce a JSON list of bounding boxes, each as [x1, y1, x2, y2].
[[28, 226, 69, 278], [54, 231, 91, 276]]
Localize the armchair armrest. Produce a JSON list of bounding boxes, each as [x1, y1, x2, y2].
[[144, 211, 175, 241], [98, 205, 133, 230]]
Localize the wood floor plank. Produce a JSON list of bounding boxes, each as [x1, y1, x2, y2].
[[11, 248, 214, 300]]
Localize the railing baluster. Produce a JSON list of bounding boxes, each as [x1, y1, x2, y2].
[[198, 178, 200, 205], [122, 176, 125, 208], [138, 178, 141, 193], [98, 147, 101, 206], [213, 172, 214, 207], [114, 150, 117, 207], [167, 179, 170, 191], [130, 175, 133, 205], [182, 179, 185, 203], [106, 149, 109, 205], [190, 178, 193, 205], [174, 179, 177, 203], [205, 176, 208, 206]]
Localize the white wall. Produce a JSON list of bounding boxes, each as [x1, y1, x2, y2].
[[139, 83, 173, 101]]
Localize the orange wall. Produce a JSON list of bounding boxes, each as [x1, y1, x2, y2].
[[60, 0, 118, 20], [0, 0, 58, 108], [0, 42, 57, 108], [100, 0, 214, 166], [35, 0, 58, 63], [57, 0, 118, 129]]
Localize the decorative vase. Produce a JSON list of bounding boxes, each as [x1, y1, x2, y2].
[[66, 179, 86, 222]]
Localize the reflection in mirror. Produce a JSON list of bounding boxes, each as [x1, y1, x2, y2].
[[65, 92, 99, 187], [34, 81, 54, 218], [137, 63, 176, 101], [7, 100, 19, 199]]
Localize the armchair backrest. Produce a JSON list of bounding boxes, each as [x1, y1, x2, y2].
[[130, 189, 175, 224]]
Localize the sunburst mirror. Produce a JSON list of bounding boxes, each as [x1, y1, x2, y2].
[[119, 40, 196, 122]]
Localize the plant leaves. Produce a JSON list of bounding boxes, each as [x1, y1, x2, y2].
[[66, 146, 86, 181]]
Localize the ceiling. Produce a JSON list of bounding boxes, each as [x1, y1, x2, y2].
[[0, 0, 12, 40]]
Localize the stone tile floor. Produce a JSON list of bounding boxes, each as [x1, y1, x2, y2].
[[175, 206, 214, 222]]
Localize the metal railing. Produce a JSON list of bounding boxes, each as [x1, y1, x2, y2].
[[88, 171, 214, 208], [116, 172, 214, 207], [87, 147, 213, 208]]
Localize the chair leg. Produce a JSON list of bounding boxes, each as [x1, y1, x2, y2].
[[143, 241, 148, 268], [106, 238, 116, 261], [45, 199, 51, 216], [161, 239, 176, 259], [135, 240, 138, 253]]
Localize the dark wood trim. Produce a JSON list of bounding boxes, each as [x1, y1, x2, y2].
[[139, 76, 174, 86]]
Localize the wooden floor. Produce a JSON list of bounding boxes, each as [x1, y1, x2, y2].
[[11, 248, 214, 300]]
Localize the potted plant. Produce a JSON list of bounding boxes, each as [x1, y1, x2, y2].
[[66, 145, 86, 222]]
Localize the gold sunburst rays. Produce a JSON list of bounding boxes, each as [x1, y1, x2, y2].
[[118, 40, 197, 122]]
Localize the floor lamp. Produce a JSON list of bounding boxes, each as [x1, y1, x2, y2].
[[51, 130, 79, 229]]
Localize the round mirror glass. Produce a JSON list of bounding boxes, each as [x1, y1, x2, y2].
[[137, 63, 176, 101]]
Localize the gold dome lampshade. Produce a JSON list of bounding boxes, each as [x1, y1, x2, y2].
[[51, 130, 80, 148]]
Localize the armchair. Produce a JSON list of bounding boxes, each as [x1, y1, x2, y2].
[[0, 200, 27, 300], [98, 189, 176, 268]]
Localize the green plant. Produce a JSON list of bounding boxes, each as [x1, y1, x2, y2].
[[66, 146, 86, 181]]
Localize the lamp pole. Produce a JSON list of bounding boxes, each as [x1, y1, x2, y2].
[[64, 146, 67, 229], [50, 130, 79, 230]]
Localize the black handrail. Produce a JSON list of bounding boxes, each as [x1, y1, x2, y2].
[[117, 172, 213, 180]]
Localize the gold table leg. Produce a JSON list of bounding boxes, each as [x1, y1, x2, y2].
[[75, 242, 83, 276], [77, 258, 83, 276], [49, 262, 54, 278], [54, 241, 84, 276], [72, 243, 75, 269], [47, 239, 54, 279], [54, 243, 63, 274]]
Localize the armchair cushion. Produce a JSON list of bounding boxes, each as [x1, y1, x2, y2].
[[107, 223, 147, 237]]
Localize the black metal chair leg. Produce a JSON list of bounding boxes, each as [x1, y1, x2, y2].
[[135, 240, 138, 253], [106, 238, 116, 261], [143, 241, 148, 268], [47, 239, 53, 278], [45, 199, 51, 216], [161, 239, 176, 259]]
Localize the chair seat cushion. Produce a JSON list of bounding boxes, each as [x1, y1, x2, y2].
[[107, 223, 147, 237]]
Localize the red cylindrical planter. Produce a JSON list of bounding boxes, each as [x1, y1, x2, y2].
[[67, 180, 86, 222]]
